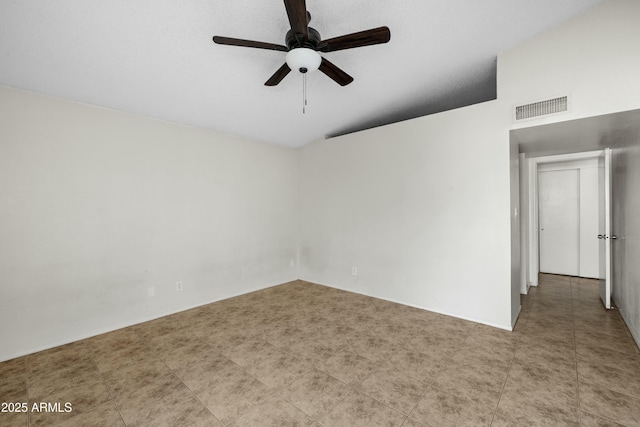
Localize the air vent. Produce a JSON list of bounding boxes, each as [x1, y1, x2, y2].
[[514, 96, 568, 121]]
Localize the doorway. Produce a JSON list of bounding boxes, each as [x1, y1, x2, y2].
[[525, 150, 604, 288], [537, 157, 600, 278], [510, 109, 640, 341]]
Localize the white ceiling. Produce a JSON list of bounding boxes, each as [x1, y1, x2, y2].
[[0, 0, 603, 148]]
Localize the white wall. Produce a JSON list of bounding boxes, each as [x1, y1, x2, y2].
[[499, 0, 640, 126], [611, 121, 640, 348], [298, 101, 514, 330], [0, 87, 298, 362]]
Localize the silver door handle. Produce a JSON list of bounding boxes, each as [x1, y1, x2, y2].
[[598, 235, 604, 239], [612, 235, 618, 240]]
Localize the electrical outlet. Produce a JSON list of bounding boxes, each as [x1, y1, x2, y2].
[[352, 267, 358, 276], [147, 287, 155, 298], [176, 281, 183, 291], [290, 260, 294, 268]]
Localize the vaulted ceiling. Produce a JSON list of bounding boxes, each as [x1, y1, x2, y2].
[[0, 0, 603, 147]]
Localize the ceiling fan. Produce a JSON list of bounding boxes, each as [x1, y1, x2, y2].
[[212, 0, 390, 87]]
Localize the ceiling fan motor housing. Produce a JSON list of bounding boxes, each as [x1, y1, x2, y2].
[[286, 27, 322, 50]]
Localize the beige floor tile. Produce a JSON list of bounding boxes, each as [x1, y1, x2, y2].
[[357, 366, 428, 415], [233, 396, 318, 426], [156, 338, 219, 371], [387, 347, 444, 384], [572, 310, 629, 328], [104, 359, 180, 398], [464, 324, 519, 348], [401, 418, 426, 427], [369, 321, 426, 347], [575, 344, 640, 375], [317, 347, 380, 386], [115, 382, 198, 427], [580, 411, 627, 427], [449, 343, 514, 373], [409, 386, 494, 427], [245, 349, 312, 389], [26, 342, 90, 371], [27, 358, 103, 401], [513, 340, 577, 370], [574, 323, 635, 343], [516, 328, 576, 351], [575, 330, 640, 355], [289, 337, 345, 366], [92, 343, 157, 374], [493, 390, 580, 426], [0, 357, 26, 376], [222, 337, 281, 367], [579, 381, 640, 426], [577, 358, 640, 399], [335, 311, 380, 333], [345, 334, 398, 362], [84, 328, 144, 353], [29, 376, 111, 426], [197, 369, 272, 425], [26, 347, 94, 379], [174, 354, 242, 394], [319, 390, 406, 427], [296, 313, 335, 333], [0, 374, 28, 402], [402, 330, 463, 360], [262, 325, 314, 349], [501, 375, 576, 414], [431, 363, 506, 408], [206, 331, 262, 354], [146, 329, 200, 353], [133, 393, 221, 427], [278, 369, 353, 419], [54, 401, 124, 427], [0, 411, 28, 427]]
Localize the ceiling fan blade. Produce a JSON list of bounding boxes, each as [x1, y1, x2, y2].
[[213, 36, 288, 52], [319, 58, 354, 86], [283, 0, 309, 39], [265, 63, 292, 86], [318, 26, 390, 52]]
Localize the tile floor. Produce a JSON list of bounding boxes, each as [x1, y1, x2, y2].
[[1, 274, 639, 426]]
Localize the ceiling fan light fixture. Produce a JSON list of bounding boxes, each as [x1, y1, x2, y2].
[[286, 48, 321, 74]]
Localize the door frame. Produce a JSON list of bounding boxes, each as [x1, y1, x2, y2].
[[599, 147, 612, 309], [526, 150, 604, 288]]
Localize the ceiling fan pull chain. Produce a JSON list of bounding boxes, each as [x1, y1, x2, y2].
[[302, 73, 307, 114]]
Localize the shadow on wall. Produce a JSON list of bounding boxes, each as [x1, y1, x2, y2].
[[327, 58, 497, 139]]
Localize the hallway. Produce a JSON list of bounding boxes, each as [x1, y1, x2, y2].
[[507, 273, 640, 425]]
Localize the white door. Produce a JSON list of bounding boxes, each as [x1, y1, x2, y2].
[[598, 148, 612, 309], [538, 169, 580, 276]]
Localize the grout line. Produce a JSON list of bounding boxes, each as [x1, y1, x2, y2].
[[488, 327, 521, 425], [570, 277, 584, 426], [489, 278, 532, 426], [88, 346, 127, 427], [24, 356, 31, 427]]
